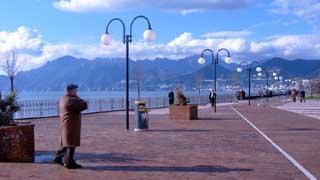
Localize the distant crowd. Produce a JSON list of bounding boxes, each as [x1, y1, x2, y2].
[[287, 89, 306, 103], [233, 88, 307, 103]]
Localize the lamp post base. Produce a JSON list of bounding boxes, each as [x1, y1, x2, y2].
[[134, 128, 148, 132]]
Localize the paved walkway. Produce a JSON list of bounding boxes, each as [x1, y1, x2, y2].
[[110, 102, 239, 115], [277, 99, 320, 120], [0, 100, 319, 180]]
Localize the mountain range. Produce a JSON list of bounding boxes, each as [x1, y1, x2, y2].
[[0, 55, 319, 91]]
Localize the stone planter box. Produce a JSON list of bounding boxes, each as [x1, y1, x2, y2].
[[169, 105, 198, 120], [0, 124, 35, 162]]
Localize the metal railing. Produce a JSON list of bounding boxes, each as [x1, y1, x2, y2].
[[14, 94, 236, 119]]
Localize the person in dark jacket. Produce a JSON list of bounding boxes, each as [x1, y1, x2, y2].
[[209, 89, 216, 107], [54, 84, 87, 169], [299, 89, 306, 103], [291, 89, 297, 102], [168, 91, 174, 105]]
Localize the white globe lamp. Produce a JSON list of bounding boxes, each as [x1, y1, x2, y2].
[[198, 57, 206, 65], [225, 57, 232, 64], [101, 33, 112, 46], [143, 29, 156, 42], [256, 67, 262, 72]]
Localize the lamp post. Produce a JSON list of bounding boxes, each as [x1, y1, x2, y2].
[[258, 69, 280, 102], [285, 79, 291, 95], [101, 15, 156, 130], [258, 71, 269, 102], [237, 61, 262, 106], [288, 79, 292, 90], [272, 72, 282, 97], [198, 48, 232, 112]]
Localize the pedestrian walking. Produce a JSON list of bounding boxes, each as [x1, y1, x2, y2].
[[168, 90, 174, 106], [291, 89, 297, 103], [299, 89, 306, 103], [240, 89, 246, 100], [54, 84, 88, 169], [209, 89, 216, 107]]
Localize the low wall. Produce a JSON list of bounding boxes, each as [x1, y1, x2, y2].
[[0, 124, 35, 162]]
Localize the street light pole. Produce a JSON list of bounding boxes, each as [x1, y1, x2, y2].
[[275, 74, 281, 97], [216, 48, 231, 99], [237, 61, 262, 106], [271, 71, 282, 99], [266, 72, 269, 102], [198, 48, 231, 113], [259, 70, 276, 103], [101, 16, 156, 130], [248, 67, 252, 106], [125, 34, 130, 130]]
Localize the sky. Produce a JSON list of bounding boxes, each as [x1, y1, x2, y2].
[[0, 0, 320, 71]]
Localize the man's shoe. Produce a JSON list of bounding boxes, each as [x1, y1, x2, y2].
[[64, 162, 82, 169], [53, 158, 64, 166], [72, 162, 82, 169]]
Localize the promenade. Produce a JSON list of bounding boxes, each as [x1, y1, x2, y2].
[[0, 99, 319, 180], [277, 99, 320, 120]]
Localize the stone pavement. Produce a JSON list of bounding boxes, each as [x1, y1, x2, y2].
[[109, 102, 238, 115], [277, 99, 320, 120], [0, 100, 319, 180]]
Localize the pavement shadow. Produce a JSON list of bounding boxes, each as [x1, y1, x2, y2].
[[288, 128, 316, 131], [148, 129, 211, 132], [76, 152, 147, 163], [197, 117, 236, 121], [84, 165, 253, 173], [35, 151, 147, 163]]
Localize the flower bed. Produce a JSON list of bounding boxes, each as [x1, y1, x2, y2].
[[169, 105, 198, 120]]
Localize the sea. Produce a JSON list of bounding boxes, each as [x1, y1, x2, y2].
[[7, 90, 207, 101]]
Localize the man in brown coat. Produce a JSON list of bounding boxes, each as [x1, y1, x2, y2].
[[54, 84, 87, 169]]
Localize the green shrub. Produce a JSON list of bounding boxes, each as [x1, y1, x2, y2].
[[0, 92, 20, 126], [175, 90, 188, 106]]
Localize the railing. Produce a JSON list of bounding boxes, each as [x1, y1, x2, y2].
[[14, 94, 236, 119]]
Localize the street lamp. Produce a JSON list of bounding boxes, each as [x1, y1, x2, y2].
[[257, 69, 280, 102], [284, 79, 292, 95], [272, 72, 282, 97], [237, 61, 262, 106], [258, 71, 269, 101], [101, 15, 156, 130], [198, 48, 231, 112]]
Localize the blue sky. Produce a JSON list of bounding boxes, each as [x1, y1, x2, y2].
[[0, 0, 319, 70]]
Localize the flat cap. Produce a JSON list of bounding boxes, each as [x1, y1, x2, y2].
[[66, 84, 78, 91]]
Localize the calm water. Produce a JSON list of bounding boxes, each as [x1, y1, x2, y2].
[[13, 90, 207, 101]]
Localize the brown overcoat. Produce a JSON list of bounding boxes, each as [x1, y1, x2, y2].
[[59, 94, 87, 147]]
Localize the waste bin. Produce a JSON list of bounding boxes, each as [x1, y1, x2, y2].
[[134, 101, 149, 131]]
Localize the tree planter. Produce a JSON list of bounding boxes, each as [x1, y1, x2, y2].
[[0, 124, 35, 162], [169, 105, 198, 120]]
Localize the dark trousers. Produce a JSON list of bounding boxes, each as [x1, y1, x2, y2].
[[169, 98, 174, 105], [55, 147, 76, 165], [293, 97, 296, 102], [210, 99, 215, 107]]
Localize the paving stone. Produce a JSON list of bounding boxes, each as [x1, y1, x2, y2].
[[0, 100, 318, 179]]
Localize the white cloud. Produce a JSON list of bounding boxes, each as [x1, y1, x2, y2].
[[53, 0, 253, 13], [0, 26, 43, 54], [0, 26, 45, 72], [202, 30, 252, 38], [1, 27, 320, 73], [249, 34, 320, 58], [271, 0, 320, 26]]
